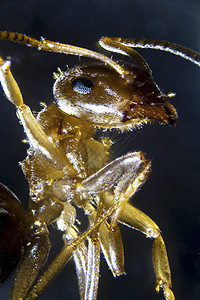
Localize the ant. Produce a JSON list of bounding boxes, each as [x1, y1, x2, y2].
[[0, 31, 199, 300]]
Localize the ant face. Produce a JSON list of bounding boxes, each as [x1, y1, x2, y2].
[[54, 62, 177, 129]]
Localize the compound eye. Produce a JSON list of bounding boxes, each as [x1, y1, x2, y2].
[[71, 77, 94, 94]]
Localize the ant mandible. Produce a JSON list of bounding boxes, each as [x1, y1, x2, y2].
[[0, 31, 199, 300]]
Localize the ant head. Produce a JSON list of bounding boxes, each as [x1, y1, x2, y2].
[[53, 61, 177, 129]]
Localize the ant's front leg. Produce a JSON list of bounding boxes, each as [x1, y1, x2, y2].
[[0, 57, 75, 175]]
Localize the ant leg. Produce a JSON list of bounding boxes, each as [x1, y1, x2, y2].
[[104, 193, 175, 300], [123, 203, 175, 300], [73, 242, 88, 300], [82, 199, 104, 300], [78, 151, 151, 276], [85, 201, 124, 278], [0, 57, 74, 173], [83, 236, 100, 300], [79, 152, 174, 300], [66, 200, 102, 300], [66, 202, 102, 300]]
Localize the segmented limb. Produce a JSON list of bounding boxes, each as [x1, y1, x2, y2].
[[0, 56, 75, 174], [79, 151, 151, 276], [84, 237, 100, 300], [103, 193, 175, 300], [83, 199, 102, 300], [79, 153, 174, 299], [73, 243, 88, 300], [40, 150, 174, 300], [84, 202, 123, 278]]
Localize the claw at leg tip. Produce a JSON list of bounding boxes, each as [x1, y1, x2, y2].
[[155, 280, 175, 300]]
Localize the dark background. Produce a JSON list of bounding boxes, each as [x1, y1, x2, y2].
[[0, 0, 200, 299]]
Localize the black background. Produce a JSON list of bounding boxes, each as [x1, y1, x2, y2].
[[0, 0, 200, 299]]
